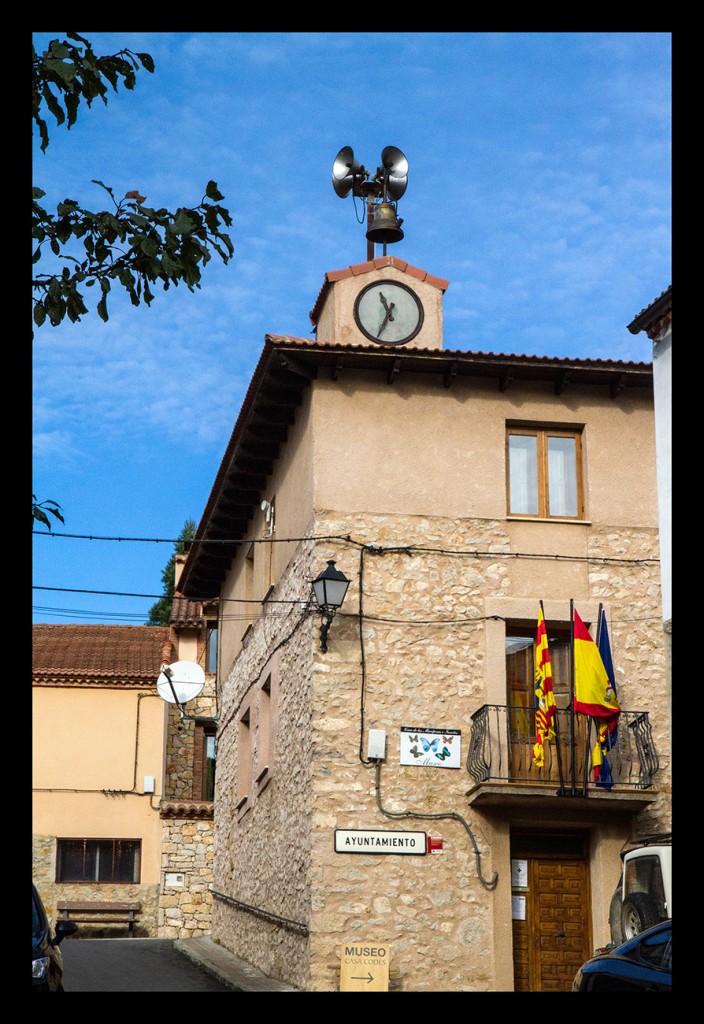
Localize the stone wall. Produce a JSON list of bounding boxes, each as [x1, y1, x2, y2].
[[158, 816, 215, 937], [210, 511, 669, 991], [158, 635, 218, 936], [211, 537, 315, 991]]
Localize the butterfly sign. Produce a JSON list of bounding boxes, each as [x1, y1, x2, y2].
[[400, 727, 461, 768]]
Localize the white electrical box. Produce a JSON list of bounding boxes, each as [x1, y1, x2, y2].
[[165, 872, 185, 887], [144, 776, 155, 793], [367, 729, 387, 760]]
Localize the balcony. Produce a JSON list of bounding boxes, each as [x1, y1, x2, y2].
[[466, 705, 659, 814]]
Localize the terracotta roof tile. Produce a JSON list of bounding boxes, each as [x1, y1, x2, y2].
[[265, 335, 652, 369], [627, 285, 672, 338], [32, 623, 173, 685], [170, 595, 209, 627]]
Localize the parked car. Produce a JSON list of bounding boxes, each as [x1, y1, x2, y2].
[[572, 920, 671, 992], [32, 883, 78, 991], [609, 833, 672, 945]]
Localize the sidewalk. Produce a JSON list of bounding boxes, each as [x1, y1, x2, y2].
[[175, 936, 301, 992]]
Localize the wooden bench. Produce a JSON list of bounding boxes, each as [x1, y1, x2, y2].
[[57, 900, 141, 937]]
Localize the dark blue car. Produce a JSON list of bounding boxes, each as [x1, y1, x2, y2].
[[573, 920, 671, 992], [32, 883, 78, 991]]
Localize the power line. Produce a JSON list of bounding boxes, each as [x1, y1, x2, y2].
[[33, 530, 353, 545], [33, 586, 308, 604]]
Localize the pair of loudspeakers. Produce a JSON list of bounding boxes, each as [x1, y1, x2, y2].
[[332, 145, 408, 201]]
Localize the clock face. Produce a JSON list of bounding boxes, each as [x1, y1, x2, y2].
[[354, 280, 424, 345]]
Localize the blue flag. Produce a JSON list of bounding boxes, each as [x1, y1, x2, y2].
[[595, 609, 619, 788], [598, 609, 618, 701]]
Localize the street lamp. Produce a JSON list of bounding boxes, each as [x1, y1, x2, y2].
[[311, 560, 350, 652]]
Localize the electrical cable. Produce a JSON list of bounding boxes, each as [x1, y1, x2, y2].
[[373, 760, 499, 891]]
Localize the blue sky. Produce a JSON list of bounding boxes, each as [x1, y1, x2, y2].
[[32, 31, 671, 626]]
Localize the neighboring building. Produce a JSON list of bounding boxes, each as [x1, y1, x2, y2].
[[627, 286, 672, 741], [176, 254, 670, 992], [32, 584, 219, 937]]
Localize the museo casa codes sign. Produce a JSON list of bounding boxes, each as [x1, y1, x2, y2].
[[340, 943, 390, 991]]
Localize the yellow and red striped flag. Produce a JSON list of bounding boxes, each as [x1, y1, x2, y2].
[[532, 607, 556, 767]]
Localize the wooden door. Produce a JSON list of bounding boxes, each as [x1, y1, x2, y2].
[[512, 853, 592, 991]]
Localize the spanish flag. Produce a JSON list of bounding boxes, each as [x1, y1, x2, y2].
[[573, 607, 620, 786], [594, 608, 619, 788], [573, 608, 621, 718], [532, 606, 556, 767]]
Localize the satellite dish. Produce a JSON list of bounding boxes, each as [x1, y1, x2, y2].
[[157, 661, 205, 705], [332, 145, 365, 198], [381, 146, 408, 200]]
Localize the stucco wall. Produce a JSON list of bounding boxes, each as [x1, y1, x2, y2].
[[33, 687, 168, 884], [310, 373, 657, 527]]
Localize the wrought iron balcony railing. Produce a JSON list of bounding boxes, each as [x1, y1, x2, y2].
[[467, 705, 659, 792]]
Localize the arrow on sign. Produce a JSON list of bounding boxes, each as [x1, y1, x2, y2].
[[351, 973, 374, 983]]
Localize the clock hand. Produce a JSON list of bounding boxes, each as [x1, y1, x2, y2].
[[379, 293, 395, 321], [377, 311, 391, 337]]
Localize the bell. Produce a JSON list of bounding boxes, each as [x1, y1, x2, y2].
[[366, 203, 404, 245]]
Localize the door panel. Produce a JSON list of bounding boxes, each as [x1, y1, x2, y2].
[[512, 851, 592, 991]]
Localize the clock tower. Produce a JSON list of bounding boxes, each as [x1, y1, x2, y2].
[[318, 145, 448, 350], [309, 255, 449, 351]]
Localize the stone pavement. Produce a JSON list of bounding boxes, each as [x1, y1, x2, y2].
[[175, 936, 301, 992]]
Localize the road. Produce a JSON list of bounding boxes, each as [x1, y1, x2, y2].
[[60, 937, 236, 992]]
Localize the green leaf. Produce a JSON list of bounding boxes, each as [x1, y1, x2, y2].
[[206, 180, 224, 201], [33, 507, 51, 529], [33, 303, 47, 327], [41, 83, 65, 126], [171, 210, 197, 234], [43, 57, 78, 86]]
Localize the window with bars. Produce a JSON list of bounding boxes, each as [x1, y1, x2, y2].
[[56, 838, 141, 883]]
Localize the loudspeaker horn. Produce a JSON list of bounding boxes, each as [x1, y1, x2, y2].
[[332, 145, 366, 198], [381, 146, 408, 200]]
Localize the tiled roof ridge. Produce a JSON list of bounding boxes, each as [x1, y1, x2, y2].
[[32, 623, 173, 680], [309, 255, 449, 326], [627, 285, 672, 338], [170, 592, 209, 627], [263, 334, 653, 370]]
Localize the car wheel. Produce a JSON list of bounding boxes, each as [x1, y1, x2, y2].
[[609, 879, 623, 946], [620, 892, 658, 940]]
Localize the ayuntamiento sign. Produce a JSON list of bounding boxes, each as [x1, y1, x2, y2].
[[334, 828, 427, 854]]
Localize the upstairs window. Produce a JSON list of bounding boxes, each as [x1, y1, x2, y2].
[[194, 722, 217, 801], [236, 709, 252, 816], [206, 622, 218, 673], [235, 656, 279, 816], [507, 425, 584, 519]]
